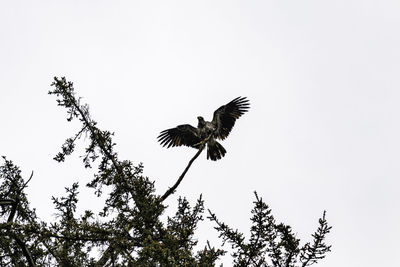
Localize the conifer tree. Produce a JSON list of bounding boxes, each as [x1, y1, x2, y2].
[[0, 77, 331, 266]]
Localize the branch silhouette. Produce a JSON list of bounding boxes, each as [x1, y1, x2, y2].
[[161, 144, 205, 202]]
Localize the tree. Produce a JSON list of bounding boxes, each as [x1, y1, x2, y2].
[[0, 77, 331, 266]]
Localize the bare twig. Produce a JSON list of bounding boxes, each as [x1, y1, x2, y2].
[[160, 145, 205, 202], [160, 134, 213, 202], [22, 171, 34, 191]]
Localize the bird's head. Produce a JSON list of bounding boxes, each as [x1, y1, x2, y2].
[[197, 116, 205, 127]]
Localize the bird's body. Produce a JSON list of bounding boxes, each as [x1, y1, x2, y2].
[[197, 117, 214, 137], [158, 97, 249, 160]]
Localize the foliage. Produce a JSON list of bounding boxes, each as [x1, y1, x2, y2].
[[0, 77, 331, 266], [208, 192, 331, 267]]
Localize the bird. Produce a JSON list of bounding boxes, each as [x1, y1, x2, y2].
[[157, 97, 250, 161]]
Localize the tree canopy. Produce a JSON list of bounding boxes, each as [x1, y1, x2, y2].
[[0, 77, 331, 266]]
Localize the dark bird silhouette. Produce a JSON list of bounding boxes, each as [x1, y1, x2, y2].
[[158, 97, 250, 160]]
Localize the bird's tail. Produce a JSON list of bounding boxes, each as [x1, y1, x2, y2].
[[207, 139, 226, 161]]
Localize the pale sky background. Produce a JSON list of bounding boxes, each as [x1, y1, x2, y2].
[[1, 1, 400, 266]]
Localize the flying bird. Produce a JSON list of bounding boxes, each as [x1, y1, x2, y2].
[[158, 97, 250, 161]]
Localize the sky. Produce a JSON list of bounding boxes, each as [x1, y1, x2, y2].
[[1, 1, 400, 266]]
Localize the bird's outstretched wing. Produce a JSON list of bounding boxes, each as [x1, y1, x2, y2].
[[211, 96, 250, 140], [158, 124, 202, 148]]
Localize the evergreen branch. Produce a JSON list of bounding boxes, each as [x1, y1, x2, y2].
[[52, 78, 122, 174], [50, 78, 145, 265], [300, 211, 331, 267], [207, 209, 246, 248]]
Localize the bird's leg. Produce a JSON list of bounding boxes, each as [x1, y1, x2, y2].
[[193, 140, 204, 147], [194, 134, 212, 147]]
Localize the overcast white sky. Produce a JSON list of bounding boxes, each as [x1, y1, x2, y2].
[[1, 1, 400, 266]]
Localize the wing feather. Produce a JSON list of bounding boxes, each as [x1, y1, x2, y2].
[[211, 97, 250, 140], [158, 124, 201, 148]]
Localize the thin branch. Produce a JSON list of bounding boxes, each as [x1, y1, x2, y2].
[[67, 91, 123, 174], [3, 172, 33, 224], [7, 200, 17, 223], [160, 145, 205, 202], [38, 231, 111, 243], [96, 247, 114, 267], [21, 171, 34, 191], [0, 199, 15, 206], [12, 233, 35, 267]]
